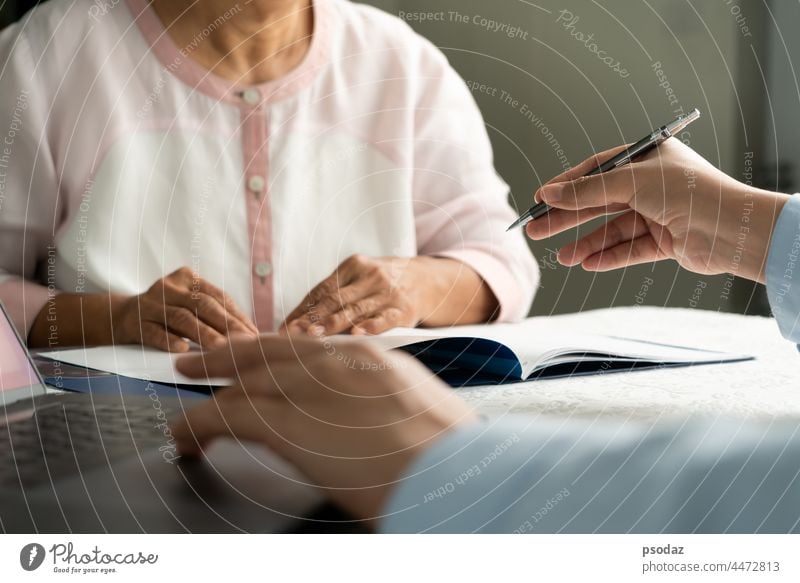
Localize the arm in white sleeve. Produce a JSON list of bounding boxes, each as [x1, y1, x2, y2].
[[381, 417, 800, 533], [766, 193, 800, 345], [408, 38, 538, 322]]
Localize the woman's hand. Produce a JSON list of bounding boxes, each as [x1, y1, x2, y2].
[[111, 267, 258, 351], [30, 267, 258, 351], [279, 255, 498, 337], [525, 140, 789, 284], [171, 336, 477, 524]]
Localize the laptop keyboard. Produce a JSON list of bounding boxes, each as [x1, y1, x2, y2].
[[0, 399, 180, 489]]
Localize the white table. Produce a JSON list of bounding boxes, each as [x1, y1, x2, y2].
[[459, 307, 800, 420]]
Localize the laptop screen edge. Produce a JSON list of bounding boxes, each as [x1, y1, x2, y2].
[[0, 302, 48, 407]]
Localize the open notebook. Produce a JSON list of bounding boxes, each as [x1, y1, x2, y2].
[[359, 322, 753, 387], [39, 322, 753, 390]]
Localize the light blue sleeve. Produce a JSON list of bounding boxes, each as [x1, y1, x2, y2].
[[766, 193, 800, 344], [380, 417, 800, 533]]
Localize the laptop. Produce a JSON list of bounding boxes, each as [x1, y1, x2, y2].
[[0, 303, 348, 533]]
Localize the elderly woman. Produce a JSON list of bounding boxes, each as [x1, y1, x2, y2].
[[0, 0, 538, 351]]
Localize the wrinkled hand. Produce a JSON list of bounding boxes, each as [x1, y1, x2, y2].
[[171, 336, 477, 523], [279, 255, 437, 336], [525, 140, 788, 284], [112, 267, 258, 352]]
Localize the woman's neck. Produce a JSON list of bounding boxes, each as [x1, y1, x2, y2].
[[151, 0, 313, 85]]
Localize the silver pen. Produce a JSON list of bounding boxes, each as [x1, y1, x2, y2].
[[506, 108, 701, 231]]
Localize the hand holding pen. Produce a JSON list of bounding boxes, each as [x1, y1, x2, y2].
[[517, 109, 787, 284], [507, 109, 701, 231]]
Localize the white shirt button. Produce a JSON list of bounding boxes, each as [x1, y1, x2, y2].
[[254, 261, 272, 278], [247, 175, 265, 193], [242, 88, 262, 106]]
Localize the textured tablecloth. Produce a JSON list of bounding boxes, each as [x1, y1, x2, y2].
[[459, 307, 800, 420]]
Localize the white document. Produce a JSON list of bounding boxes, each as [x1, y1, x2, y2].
[[39, 345, 230, 386]]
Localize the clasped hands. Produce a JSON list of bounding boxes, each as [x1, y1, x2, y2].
[[111, 254, 494, 352]]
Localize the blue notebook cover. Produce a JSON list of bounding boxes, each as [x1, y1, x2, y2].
[[397, 336, 754, 387], [34, 356, 210, 400]]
